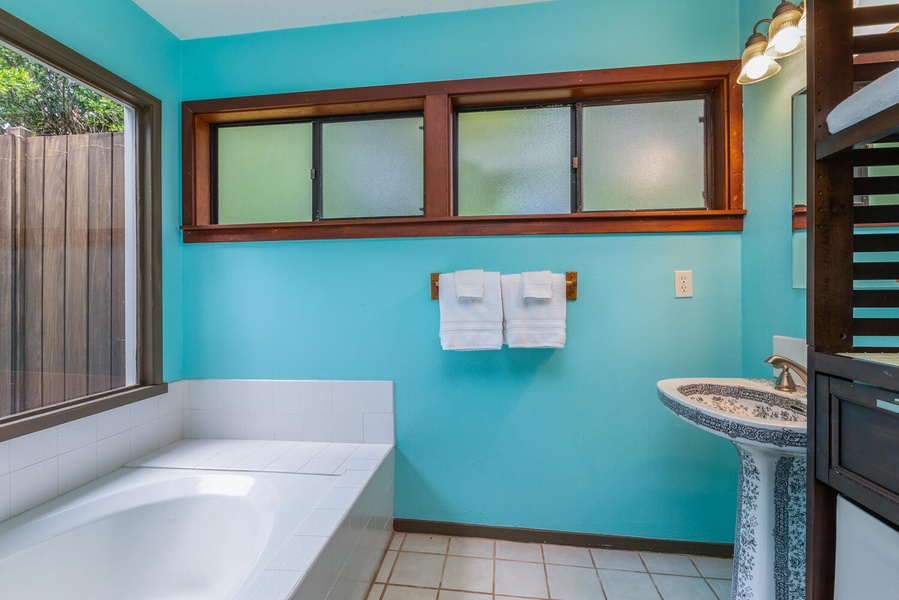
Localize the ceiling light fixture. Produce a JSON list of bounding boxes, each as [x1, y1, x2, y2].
[[738, 19, 782, 85]]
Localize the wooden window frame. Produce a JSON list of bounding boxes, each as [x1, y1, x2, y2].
[[0, 9, 164, 441], [182, 60, 744, 243]]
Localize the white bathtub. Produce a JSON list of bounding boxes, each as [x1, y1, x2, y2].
[[0, 467, 336, 600]]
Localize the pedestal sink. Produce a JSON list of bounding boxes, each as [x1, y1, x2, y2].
[[657, 378, 807, 600]]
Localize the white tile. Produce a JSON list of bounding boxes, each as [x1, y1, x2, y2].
[[245, 411, 275, 440], [690, 556, 733, 579], [0, 441, 10, 476], [651, 574, 718, 600], [130, 420, 158, 460], [546, 564, 604, 599], [231, 452, 278, 471], [245, 380, 275, 410], [295, 508, 345, 536], [707, 578, 732, 600], [304, 411, 333, 442], [272, 411, 303, 441], [333, 381, 363, 413], [351, 444, 392, 460], [10, 428, 58, 471], [10, 457, 58, 516], [364, 413, 395, 444], [196, 452, 245, 470], [383, 586, 438, 600], [334, 469, 370, 488], [219, 379, 247, 410], [591, 549, 645, 572], [58, 416, 97, 453], [388, 552, 445, 588], [363, 381, 394, 414], [403, 533, 450, 554], [259, 440, 299, 454], [181, 408, 191, 438], [543, 544, 594, 567], [304, 381, 333, 412], [189, 380, 219, 409], [96, 405, 130, 439], [299, 456, 343, 474], [264, 455, 311, 473], [640, 553, 700, 576], [598, 569, 660, 600], [438, 592, 491, 600], [317, 443, 359, 460], [242, 569, 303, 600], [368, 584, 385, 600], [0, 474, 9, 521], [441, 556, 493, 593], [318, 486, 361, 510], [376, 550, 398, 583], [130, 397, 159, 427], [495, 559, 548, 598], [273, 380, 304, 411], [97, 431, 130, 476], [218, 410, 247, 439], [388, 533, 405, 551], [157, 412, 182, 447], [189, 410, 218, 438], [158, 384, 183, 416], [496, 540, 543, 563], [338, 458, 379, 473], [285, 441, 327, 457], [58, 444, 98, 495], [448, 537, 494, 559], [333, 413, 364, 443], [268, 535, 328, 571]]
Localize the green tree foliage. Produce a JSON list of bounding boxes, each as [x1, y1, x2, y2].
[[0, 46, 123, 135]]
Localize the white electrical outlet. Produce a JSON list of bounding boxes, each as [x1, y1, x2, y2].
[[675, 270, 693, 298]]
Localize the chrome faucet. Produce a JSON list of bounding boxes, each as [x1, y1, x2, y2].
[[764, 355, 808, 392]]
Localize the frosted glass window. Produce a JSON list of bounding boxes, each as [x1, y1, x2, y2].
[[457, 107, 571, 216], [581, 100, 707, 211], [217, 123, 313, 224], [322, 116, 423, 219]]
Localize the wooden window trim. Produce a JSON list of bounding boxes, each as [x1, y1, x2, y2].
[[0, 8, 164, 439], [183, 60, 744, 242]]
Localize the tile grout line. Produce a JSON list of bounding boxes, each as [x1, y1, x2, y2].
[[588, 545, 610, 600]]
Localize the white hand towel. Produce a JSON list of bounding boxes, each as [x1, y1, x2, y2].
[[439, 271, 503, 351], [522, 270, 553, 299], [454, 269, 484, 299], [501, 273, 566, 348]]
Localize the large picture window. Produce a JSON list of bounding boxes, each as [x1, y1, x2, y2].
[[0, 9, 162, 438], [182, 61, 744, 242]]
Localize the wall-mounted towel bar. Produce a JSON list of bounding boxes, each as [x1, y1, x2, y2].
[[431, 272, 578, 301]]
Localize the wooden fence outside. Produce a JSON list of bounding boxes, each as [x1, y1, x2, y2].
[[0, 129, 126, 418]]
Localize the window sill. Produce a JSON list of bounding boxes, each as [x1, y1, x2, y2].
[[181, 210, 746, 242], [0, 383, 169, 442]]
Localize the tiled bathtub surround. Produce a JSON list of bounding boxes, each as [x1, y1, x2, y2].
[[0, 381, 184, 520], [183, 379, 395, 444]]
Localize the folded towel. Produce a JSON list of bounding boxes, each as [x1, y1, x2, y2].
[[454, 269, 484, 299], [439, 271, 503, 351], [501, 273, 566, 348], [827, 67, 899, 133], [522, 270, 553, 299]]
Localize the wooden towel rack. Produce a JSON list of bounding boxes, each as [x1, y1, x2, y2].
[[430, 272, 578, 301]]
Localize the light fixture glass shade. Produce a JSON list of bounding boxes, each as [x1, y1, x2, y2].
[[764, 2, 807, 58], [797, 2, 806, 36], [738, 38, 781, 85]]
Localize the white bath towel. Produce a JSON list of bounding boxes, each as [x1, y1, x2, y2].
[[439, 271, 503, 351], [522, 270, 553, 299], [827, 67, 899, 133], [501, 273, 566, 348], [454, 269, 484, 299]]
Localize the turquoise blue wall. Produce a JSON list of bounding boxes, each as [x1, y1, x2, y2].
[[181, 0, 750, 543], [739, 0, 808, 375], [0, 0, 184, 381]]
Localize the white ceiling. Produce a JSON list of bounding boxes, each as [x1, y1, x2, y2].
[[132, 0, 552, 40]]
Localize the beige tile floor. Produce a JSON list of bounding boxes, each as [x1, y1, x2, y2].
[[367, 533, 733, 600]]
